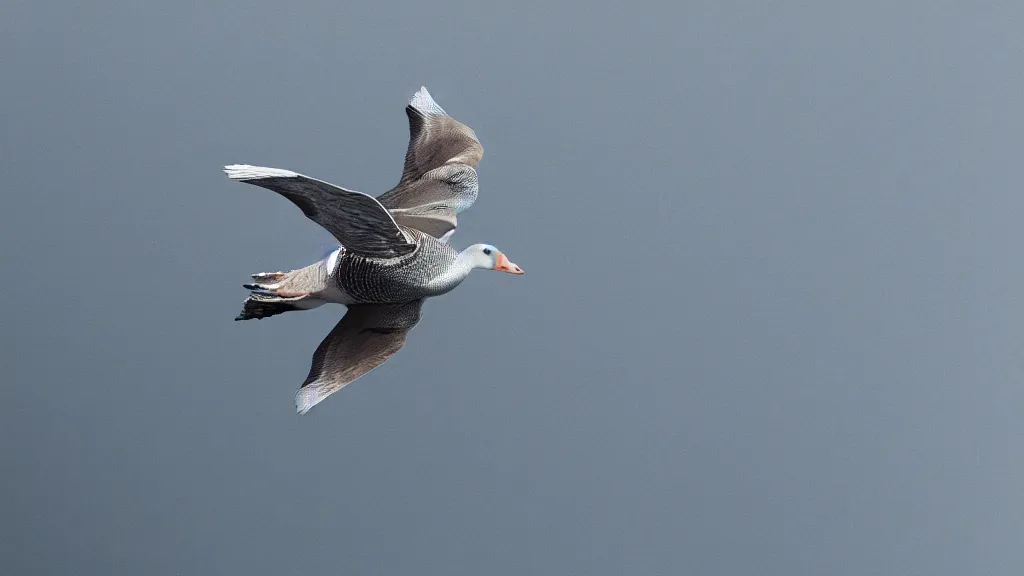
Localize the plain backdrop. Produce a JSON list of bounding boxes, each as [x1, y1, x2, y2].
[[3, 1, 1023, 574]]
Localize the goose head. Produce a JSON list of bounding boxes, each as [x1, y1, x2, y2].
[[462, 243, 524, 275]]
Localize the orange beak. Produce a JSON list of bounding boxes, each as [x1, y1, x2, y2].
[[493, 252, 524, 275]]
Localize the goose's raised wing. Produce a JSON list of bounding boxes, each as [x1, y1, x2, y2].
[[379, 163, 478, 240], [294, 300, 424, 414], [377, 87, 483, 239], [225, 165, 415, 259], [395, 86, 483, 182]]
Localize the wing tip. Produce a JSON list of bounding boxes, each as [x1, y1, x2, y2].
[[224, 164, 298, 181], [295, 385, 328, 415], [409, 86, 447, 116]]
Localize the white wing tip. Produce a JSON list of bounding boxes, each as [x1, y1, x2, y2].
[[295, 386, 327, 415], [409, 86, 446, 116], [223, 164, 298, 181]]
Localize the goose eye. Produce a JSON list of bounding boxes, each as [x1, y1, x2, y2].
[[483, 248, 492, 255]]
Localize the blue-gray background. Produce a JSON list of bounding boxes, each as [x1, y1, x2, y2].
[[3, 1, 1023, 574]]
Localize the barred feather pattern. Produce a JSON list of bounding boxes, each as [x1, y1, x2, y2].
[[331, 227, 467, 304]]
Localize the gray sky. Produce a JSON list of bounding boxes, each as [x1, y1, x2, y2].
[[3, 1, 1023, 574]]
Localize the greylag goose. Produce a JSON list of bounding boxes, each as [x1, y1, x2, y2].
[[224, 87, 523, 414]]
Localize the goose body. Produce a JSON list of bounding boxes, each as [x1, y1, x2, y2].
[[329, 228, 468, 303], [224, 87, 523, 414]]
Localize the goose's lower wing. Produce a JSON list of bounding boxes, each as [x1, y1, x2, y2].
[[294, 300, 424, 414]]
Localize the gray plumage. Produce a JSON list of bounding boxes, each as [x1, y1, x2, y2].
[[224, 86, 521, 414], [235, 266, 332, 320], [333, 228, 468, 303], [376, 87, 484, 239], [222, 166, 415, 259], [294, 300, 424, 415]]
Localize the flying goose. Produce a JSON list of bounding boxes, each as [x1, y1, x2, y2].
[[224, 87, 523, 414]]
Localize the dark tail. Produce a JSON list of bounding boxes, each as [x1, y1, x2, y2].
[[235, 293, 311, 321]]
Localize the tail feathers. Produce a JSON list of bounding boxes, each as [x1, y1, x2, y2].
[[244, 271, 288, 294], [235, 293, 309, 321], [252, 272, 286, 283], [235, 261, 333, 321]]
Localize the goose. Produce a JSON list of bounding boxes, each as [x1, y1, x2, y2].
[[224, 87, 523, 414]]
